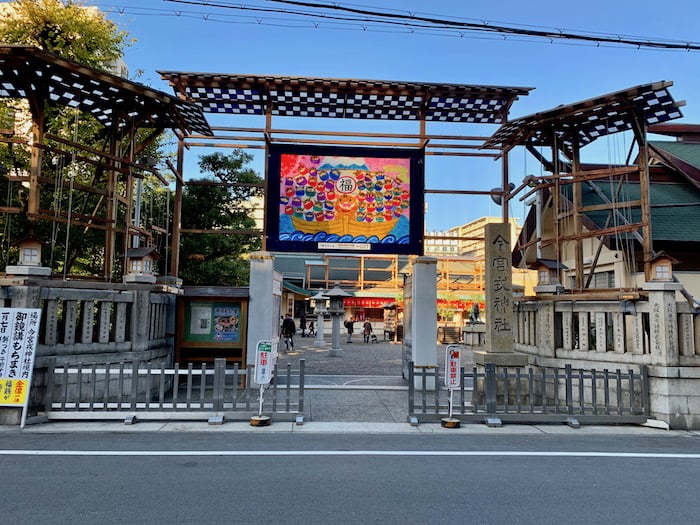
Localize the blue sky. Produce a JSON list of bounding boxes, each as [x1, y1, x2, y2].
[[90, 0, 700, 230]]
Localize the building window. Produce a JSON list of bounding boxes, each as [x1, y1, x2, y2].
[[655, 264, 670, 280], [592, 271, 615, 288], [21, 247, 39, 265], [538, 269, 549, 284]]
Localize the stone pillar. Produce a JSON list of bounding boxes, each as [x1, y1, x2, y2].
[[409, 257, 438, 367], [406, 257, 438, 388], [535, 300, 555, 358], [474, 223, 527, 367], [246, 252, 281, 369], [314, 310, 327, 347], [130, 289, 151, 351], [644, 282, 682, 366]]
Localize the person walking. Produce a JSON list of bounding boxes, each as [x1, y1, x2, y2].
[[281, 312, 296, 351], [300, 311, 307, 337], [363, 320, 373, 343], [344, 317, 355, 343], [307, 319, 316, 337]]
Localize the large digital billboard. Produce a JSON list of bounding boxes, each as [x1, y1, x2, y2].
[[265, 144, 424, 254]]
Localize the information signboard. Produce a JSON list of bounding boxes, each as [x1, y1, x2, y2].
[[254, 340, 275, 385], [445, 345, 461, 390], [0, 308, 42, 427]]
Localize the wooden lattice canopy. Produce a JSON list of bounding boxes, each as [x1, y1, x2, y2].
[[487, 81, 685, 149], [0, 46, 211, 136], [157, 72, 533, 124]]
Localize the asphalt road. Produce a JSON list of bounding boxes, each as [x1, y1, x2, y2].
[[3, 432, 700, 524]]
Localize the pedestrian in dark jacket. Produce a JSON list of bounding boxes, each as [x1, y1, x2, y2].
[[281, 313, 296, 351], [344, 317, 355, 343], [363, 320, 373, 343], [300, 311, 307, 337]]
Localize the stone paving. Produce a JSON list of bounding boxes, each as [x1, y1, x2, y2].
[[275, 334, 473, 423]]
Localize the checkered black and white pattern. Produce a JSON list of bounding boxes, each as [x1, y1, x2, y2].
[[270, 89, 345, 118], [186, 87, 264, 114], [428, 96, 504, 123], [345, 93, 421, 119], [488, 85, 684, 148]]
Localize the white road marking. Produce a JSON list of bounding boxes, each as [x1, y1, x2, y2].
[[1, 450, 700, 458]]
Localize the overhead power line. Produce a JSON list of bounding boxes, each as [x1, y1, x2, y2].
[[263, 0, 700, 51], [101, 0, 700, 52]]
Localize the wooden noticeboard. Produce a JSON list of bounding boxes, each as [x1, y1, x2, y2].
[[176, 288, 249, 365]]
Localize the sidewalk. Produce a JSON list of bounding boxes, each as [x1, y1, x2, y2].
[[3, 335, 682, 435]]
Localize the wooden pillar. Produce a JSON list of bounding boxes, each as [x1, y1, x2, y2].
[[169, 138, 184, 277], [122, 131, 135, 279], [633, 114, 653, 281], [104, 127, 119, 280], [571, 136, 584, 289], [262, 103, 273, 252], [27, 100, 45, 218], [501, 146, 510, 223], [551, 141, 562, 286]]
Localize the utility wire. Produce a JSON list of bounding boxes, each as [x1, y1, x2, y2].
[[95, 2, 700, 52], [160, 0, 700, 51], [265, 0, 700, 51]]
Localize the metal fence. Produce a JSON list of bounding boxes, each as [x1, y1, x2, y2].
[[408, 362, 649, 425], [44, 358, 305, 423]]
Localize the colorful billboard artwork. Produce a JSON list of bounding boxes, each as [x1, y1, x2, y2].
[[185, 302, 241, 343], [279, 154, 410, 241], [266, 144, 424, 255]]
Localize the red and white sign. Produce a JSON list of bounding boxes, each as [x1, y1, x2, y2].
[[343, 297, 393, 308], [444, 345, 461, 389], [254, 340, 275, 385]]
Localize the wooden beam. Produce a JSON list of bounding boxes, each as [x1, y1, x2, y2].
[[631, 112, 653, 279], [207, 125, 490, 142], [547, 222, 644, 244], [170, 139, 184, 278], [425, 189, 501, 196], [28, 109, 44, 218], [179, 229, 263, 235], [581, 200, 642, 213], [37, 176, 109, 197], [37, 208, 115, 224], [165, 159, 184, 184], [27, 213, 113, 231], [185, 180, 264, 189], [571, 135, 584, 289], [530, 290, 646, 302]]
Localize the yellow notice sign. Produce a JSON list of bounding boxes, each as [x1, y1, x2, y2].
[[0, 378, 29, 406]]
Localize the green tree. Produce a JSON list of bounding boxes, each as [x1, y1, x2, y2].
[[179, 150, 263, 285], [0, 1, 175, 278], [0, 0, 129, 68]]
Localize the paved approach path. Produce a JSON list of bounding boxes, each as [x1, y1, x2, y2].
[[275, 334, 473, 423]]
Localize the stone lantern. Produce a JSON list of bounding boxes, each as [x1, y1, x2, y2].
[[532, 259, 567, 294], [310, 289, 329, 347], [6, 232, 50, 277], [648, 252, 678, 282], [123, 247, 160, 284], [324, 282, 351, 357]]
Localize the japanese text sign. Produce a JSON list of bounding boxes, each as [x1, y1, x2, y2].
[[254, 340, 275, 385], [0, 308, 42, 407], [445, 345, 461, 389]]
